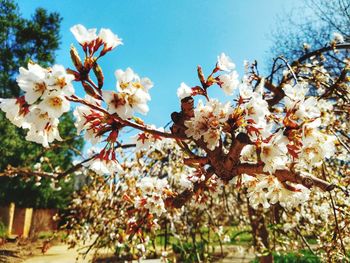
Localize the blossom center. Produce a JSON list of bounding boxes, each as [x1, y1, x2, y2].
[[49, 97, 63, 107], [35, 82, 46, 93]]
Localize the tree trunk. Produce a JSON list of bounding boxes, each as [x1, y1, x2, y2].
[[247, 201, 273, 263]]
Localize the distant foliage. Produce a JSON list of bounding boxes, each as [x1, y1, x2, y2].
[[0, 0, 84, 209]]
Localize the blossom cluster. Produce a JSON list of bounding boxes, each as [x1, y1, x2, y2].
[[185, 99, 231, 150], [135, 177, 168, 216], [0, 25, 347, 247], [70, 24, 122, 55], [241, 173, 310, 209], [0, 63, 74, 147], [102, 68, 153, 119], [65, 140, 249, 260], [181, 52, 337, 209]]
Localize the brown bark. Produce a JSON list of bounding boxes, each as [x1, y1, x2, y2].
[[247, 202, 273, 263]]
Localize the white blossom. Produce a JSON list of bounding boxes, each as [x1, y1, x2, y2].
[[136, 177, 168, 216], [17, 63, 48, 104], [37, 91, 70, 118], [25, 110, 62, 148], [179, 173, 193, 190], [218, 70, 239, 96], [295, 97, 321, 119], [333, 32, 344, 43], [217, 53, 235, 72], [283, 83, 308, 101], [47, 64, 75, 96], [85, 158, 122, 175], [70, 24, 97, 45], [103, 68, 153, 119], [99, 28, 123, 50], [238, 80, 254, 99], [260, 130, 289, 173], [176, 82, 192, 99], [243, 92, 270, 128], [0, 98, 29, 128], [131, 126, 167, 152], [185, 99, 231, 150]]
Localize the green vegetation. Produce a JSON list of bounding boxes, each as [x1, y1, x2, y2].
[[172, 241, 207, 263], [251, 250, 321, 263], [0, 0, 84, 209], [228, 227, 253, 245], [0, 221, 6, 238]]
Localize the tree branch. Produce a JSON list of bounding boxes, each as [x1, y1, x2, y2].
[[234, 163, 335, 191]]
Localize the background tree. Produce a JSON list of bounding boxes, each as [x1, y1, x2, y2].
[[268, 0, 350, 164], [269, 0, 350, 75], [261, 1, 350, 261], [0, 0, 84, 208]]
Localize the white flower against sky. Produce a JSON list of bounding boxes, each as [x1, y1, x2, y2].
[[177, 82, 192, 99], [103, 68, 152, 119], [115, 67, 153, 93], [131, 126, 167, 152], [238, 80, 254, 99], [218, 70, 239, 96], [99, 28, 123, 50], [217, 53, 235, 72], [102, 89, 150, 119], [243, 92, 270, 127], [70, 24, 97, 45], [333, 32, 344, 43]]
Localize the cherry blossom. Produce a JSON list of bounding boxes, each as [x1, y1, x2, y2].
[[217, 52, 235, 72], [70, 24, 97, 45], [185, 99, 231, 150], [47, 64, 75, 96], [283, 83, 308, 101], [99, 28, 123, 50], [333, 32, 345, 43], [176, 82, 192, 99], [37, 91, 70, 118], [25, 109, 62, 147], [0, 98, 29, 128], [17, 63, 48, 104], [218, 70, 239, 95], [1, 23, 349, 262], [260, 130, 289, 173]]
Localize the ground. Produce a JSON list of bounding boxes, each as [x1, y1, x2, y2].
[[0, 240, 255, 263]]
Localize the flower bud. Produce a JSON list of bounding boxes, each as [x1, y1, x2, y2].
[[93, 63, 104, 89], [82, 81, 102, 100], [70, 45, 83, 72]]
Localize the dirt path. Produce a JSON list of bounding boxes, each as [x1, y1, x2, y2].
[[23, 245, 93, 263], [22, 244, 255, 263]]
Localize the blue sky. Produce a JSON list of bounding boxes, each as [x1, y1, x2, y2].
[[18, 0, 302, 127]]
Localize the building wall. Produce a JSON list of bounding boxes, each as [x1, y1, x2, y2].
[[0, 205, 58, 238]]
